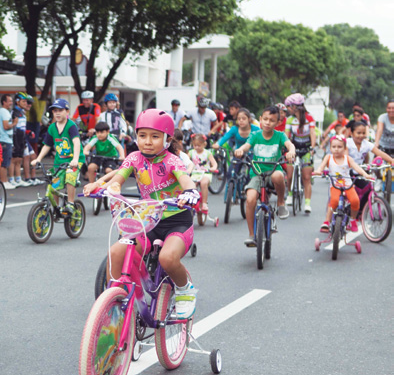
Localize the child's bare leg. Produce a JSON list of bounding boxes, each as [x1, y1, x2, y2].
[[105, 167, 113, 174], [8, 159, 15, 178], [87, 163, 98, 183], [286, 165, 294, 191], [200, 176, 209, 209], [246, 189, 258, 237], [350, 209, 358, 220], [107, 241, 128, 282], [66, 183, 76, 203], [14, 158, 22, 178], [272, 171, 285, 206], [159, 236, 187, 287]]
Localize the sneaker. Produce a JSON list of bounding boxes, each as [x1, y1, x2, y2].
[[320, 221, 330, 233], [277, 205, 289, 219], [3, 181, 16, 190], [347, 219, 358, 232], [285, 195, 292, 205], [244, 236, 256, 247], [34, 178, 45, 185], [8, 179, 19, 187], [63, 202, 75, 215], [17, 179, 32, 187], [26, 178, 37, 186], [175, 282, 197, 319], [304, 204, 312, 213]]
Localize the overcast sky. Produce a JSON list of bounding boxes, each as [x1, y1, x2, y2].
[[240, 0, 394, 52]]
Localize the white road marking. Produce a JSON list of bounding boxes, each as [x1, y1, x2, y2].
[[128, 289, 271, 374], [324, 226, 363, 250], [125, 186, 138, 191], [7, 200, 37, 208]]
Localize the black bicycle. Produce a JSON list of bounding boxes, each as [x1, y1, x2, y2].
[[208, 146, 228, 194]]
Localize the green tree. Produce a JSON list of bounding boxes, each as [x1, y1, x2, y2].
[[322, 24, 394, 122], [216, 19, 343, 114], [0, 3, 16, 60]]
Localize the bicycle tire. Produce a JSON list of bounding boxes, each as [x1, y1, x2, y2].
[[65, 199, 86, 238], [93, 197, 102, 216], [224, 181, 234, 224], [384, 168, 392, 204], [240, 197, 246, 219], [103, 196, 110, 210], [292, 167, 298, 216], [298, 175, 303, 212], [332, 216, 342, 261], [209, 153, 227, 194], [154, 282, 189, 369], [256, 212, 265, 270], [0, 181, 6, 221], [79, 287, 135, 375], [27, 202, 54, 243], [361, 195, 392, 243], [94, 256, 108, 299], [264, 214, 272, 260]]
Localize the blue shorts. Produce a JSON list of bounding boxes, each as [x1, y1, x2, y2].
[[0, 142, 12, 168]]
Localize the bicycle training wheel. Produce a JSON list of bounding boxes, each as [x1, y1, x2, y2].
[[224, 181, 234, 224], [65, 199, 86, 238], [93, 197, 102, 216], [0, 181, 6, 221], [27, 202, 54, 243], [197, 212, 207, 226], [154, 282, 189, 369], [361, 195, 392, 243], [209, 153, 227, 194], [384, 168, 392, 205], [332, 216, 343, 260], [94, 256, 108, 299], [79, 287, 135, 375], [256, 212, 266, 270]]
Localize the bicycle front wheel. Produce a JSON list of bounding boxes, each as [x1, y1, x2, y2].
[[361, 195, 392, 243], [93, 197, 102, 216], [332, 216, 343, 261], [384, 168, 392, 204], [292, 167, 299, 216], [155, 282, 189, 369], [0, 181, 6, 221], [79, 287, 135, 375], [256, 212, 266, 270], [264, 214, 272, 260], [65, 199, 86, 238], [94, 256, 108, 299], [27, 202, 54, 243], [224, 181, 234, 224], [209, 153, 227, 194]]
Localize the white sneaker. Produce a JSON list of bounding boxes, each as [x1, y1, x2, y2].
[[3, 181, 16, 190], [9, 179, 20, 187], [285, 195, 293, 205], [16, 179, 32, 187], [304, 204, 312, 213], [175, 282, 197, 319], [26, 178, 37, 185], [34, 178, 45, 185]]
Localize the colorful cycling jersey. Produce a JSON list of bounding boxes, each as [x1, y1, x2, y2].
[[285, 113, 315, 149], [188, 149, 211, 171], [117, 151, 187, 218], [12, 106, 26, 132], [327, 155, 351, 188], [99, 110, 127, 138], [73, 103, 101, 131], [87, 133, 120, 157]]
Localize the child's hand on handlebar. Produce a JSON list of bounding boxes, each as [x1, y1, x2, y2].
[[177, 189, 200, 208], [234, 149, 243, 158], [312, 170, 322, 176], [211, 143, 219, 150], [31, 159, 38, 166], [286, 151, 295, 163]]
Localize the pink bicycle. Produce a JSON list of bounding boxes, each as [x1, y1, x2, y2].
[[79, 189, 222, 375]]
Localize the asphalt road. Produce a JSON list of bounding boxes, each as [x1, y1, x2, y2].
[[0, 173, 393, 375]]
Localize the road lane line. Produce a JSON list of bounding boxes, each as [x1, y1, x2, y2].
[[129, 288, 271, 374], [7, 200, 37, 208], [125, 186, 138, 191], [324, 226, 363, 250]]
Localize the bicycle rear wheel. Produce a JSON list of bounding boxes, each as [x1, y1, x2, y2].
[[94, 256, 108, 299], [361, 195, 392, 243], [209, 153, 227, 194], [224, 181, 234, 224], [384, 168, 392, 204], [79, 287, 135, 375], [27, 202, 54, 243], [93, 197, 102, 216], [332, 216, 342, 261], [256, 212, 266, 270], [65, 199, 86, 238], [155, 282, 189, 369], [0, 182, 6, 221]]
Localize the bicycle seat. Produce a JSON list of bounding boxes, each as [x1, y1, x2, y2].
[[153, 239, 164, 248]]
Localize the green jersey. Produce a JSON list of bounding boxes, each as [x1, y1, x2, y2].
[[44, 119, 85, 166], [87, 133, 120, 157], [246, 130, 288, 177]]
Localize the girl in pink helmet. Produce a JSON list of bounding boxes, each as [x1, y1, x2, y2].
[[84, 108, 199, 319]]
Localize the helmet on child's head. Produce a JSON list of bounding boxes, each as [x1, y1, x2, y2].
[[275, 103, 287, 111], [81, 90, 94, 99], [284, 93, 305, 106], [15, 92, 29, 102], [104, 93, 118, 103], [135, 109, 174, 137], [197, 97, 209, 108]]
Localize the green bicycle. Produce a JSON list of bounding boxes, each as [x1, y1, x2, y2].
[[27, 162, 86, 243]]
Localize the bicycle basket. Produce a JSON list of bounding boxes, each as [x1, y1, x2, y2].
[[110, 198, 166, 239]]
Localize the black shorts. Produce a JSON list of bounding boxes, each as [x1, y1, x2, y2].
[[12, 128, 26, 158], [91, 156, 118, 171]]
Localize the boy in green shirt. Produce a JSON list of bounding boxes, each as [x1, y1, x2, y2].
[[83, 121, 125, 183], [32, 98, 85, 214], [235, 106, 296, 246]]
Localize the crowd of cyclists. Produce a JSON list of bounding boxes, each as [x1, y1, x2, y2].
[[1, 90, 393, 323]]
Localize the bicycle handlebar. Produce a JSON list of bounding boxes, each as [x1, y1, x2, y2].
[[243, 155, 286, 178], [312, 171, 374, 191]]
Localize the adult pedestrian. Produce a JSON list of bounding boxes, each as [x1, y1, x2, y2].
[[375, 99, 394, 156], [167, 99, 185, 128], [71, 90, 100, 137], [0, 94, 18, 189]]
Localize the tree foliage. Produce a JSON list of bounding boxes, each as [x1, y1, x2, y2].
[[0, 2, 16, 60], [322, 23, 394, 121], [216, 19, 343, 114]]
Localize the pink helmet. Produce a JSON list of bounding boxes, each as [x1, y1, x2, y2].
[[284, 93, 305, 106], [135, 109, 174, 137]]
